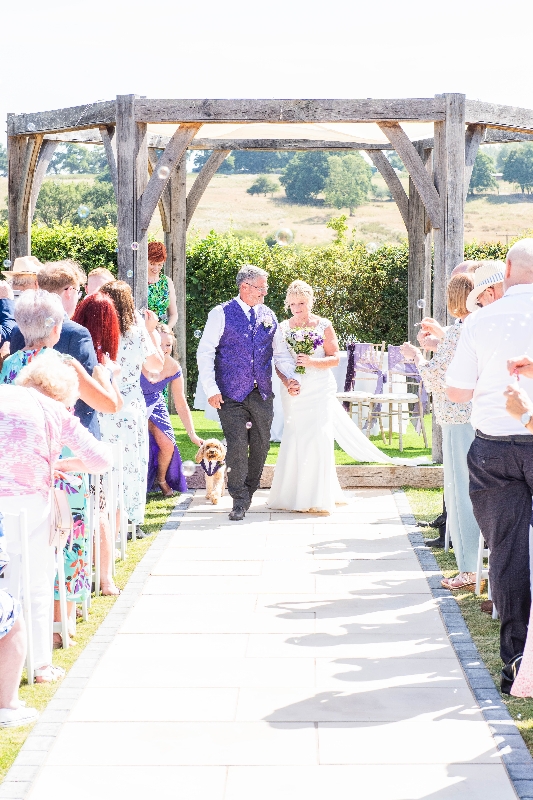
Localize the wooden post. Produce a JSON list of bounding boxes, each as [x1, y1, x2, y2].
[[167, 155, 188, 389], [7, 124, 43, 259], [433, 93, 466, 326], [116, 94, 148, 308]]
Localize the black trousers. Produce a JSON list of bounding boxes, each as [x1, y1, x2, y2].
[[467, 435, 533, 664], [217, 388, 274, 509]]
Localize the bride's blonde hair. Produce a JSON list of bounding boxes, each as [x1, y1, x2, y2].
[[284, 280, 314, 312]]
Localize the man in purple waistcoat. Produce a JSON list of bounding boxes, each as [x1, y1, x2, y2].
[[198, 265, 300, 520]]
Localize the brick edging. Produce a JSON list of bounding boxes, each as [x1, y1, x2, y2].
[[393, 489, 533, 799], [0, 493, 195, 800]]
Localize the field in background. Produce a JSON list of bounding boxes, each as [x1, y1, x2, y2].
[[1, 173, 533, 246]]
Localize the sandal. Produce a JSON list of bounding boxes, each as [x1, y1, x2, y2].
[[441, 572, 476, 590], [34, 665, 66, 683]]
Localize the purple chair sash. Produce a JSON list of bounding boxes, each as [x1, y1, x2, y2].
[[387, 345, 429, 434], [343, 342, 387, 425]]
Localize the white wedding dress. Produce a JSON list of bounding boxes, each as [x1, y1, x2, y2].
[[268, 318, 420, 514]]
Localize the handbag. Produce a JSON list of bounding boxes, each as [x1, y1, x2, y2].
[[33, 393, 74, 548]]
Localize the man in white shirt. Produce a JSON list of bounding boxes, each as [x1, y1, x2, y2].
[[197, 265, 299, 521], [445, 238, 533, 692]]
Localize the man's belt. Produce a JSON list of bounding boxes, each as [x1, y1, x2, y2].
[[476, 429, 533, 443]]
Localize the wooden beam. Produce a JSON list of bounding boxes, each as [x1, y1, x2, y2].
[[365, 150, 409, 229], [44, 129, 103, 144], [99, 125, 118, 198], [186, 150, 231, 228], [30, 139, 59, 219], [378, 122, 442, 229], [465, 100, 533, 133], [167, 155, 188, 387], [464, 124, 486, 200], [148, 149, 170, 232], [116, 94, 149, 307], [134, 98, 446, 124], [8, 101, 116, 136], [139, 123, 200, 231], [187, 138, 395, 151], [7, 127, 44, 258]]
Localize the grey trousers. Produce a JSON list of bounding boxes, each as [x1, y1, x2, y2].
[[217, 388, 274, 509]]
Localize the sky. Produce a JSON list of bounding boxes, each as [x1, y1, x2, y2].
[[2, 0, 532, 145]]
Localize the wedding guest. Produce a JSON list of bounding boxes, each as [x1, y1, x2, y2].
[[401, 274, 480, 585], [465, 260, 505, 308], [141, 324, 202, 497], [9, 260, 105, 435], [147, 242, 178, 328], [0, 281, 15, 347], [86, 267, 115, 297], [0, 512, 39, 727], [0, 354, 111, 683], [99, 281, 164, 536], [446, 238, 533, 694]]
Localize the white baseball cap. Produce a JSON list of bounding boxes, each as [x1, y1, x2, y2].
[[466, 262, 505, 313]]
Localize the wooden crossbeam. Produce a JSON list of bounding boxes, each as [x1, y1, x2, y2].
[[8, 101, 116, 136], [378, 123, 441, 229], [134, 98, 446, 124], [30, 140, 59, 219], [465, 100, 533, 133], [139, 123, 200, 231], [365, 150, 409, 229], [186, 150, 231, 228], [186, 138, 395, 151]]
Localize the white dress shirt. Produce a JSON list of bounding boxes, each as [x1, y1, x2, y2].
[[445, 284, 533, 435], [197, 296, 296, 399]]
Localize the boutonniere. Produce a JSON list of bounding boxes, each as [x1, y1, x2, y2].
[[262, 314, 274, 329]]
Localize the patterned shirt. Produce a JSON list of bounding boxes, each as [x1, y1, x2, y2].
[[0, 385, 112, 498], [148, 272, 170, 323], [419, 321, 472, 426]]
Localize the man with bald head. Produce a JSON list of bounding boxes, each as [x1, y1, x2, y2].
[[446, 238, 533, 694]]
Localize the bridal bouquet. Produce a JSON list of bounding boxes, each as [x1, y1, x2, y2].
[[285, 327, 324, 374]]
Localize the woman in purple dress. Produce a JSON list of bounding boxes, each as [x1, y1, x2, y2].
[[141, 325, 203, 497]]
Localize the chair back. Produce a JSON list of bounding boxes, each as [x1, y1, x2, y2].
[[1, 510, 34, 683], [344, 341, 386, 394]]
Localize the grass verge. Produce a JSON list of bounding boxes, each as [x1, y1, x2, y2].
[[404, 487, 533, 755], [0, 493, 179, 783], [173, 410, 432, 465]]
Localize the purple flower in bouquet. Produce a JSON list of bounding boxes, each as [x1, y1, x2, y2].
[[285, 327, 324, 374]]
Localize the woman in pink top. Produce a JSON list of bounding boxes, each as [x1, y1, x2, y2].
[[0, 352, 111, 683]]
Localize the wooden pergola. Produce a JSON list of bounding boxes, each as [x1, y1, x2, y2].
[[7, 93, 533, 368]]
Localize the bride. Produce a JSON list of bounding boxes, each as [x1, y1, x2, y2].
[[268, 280, 415, 514]]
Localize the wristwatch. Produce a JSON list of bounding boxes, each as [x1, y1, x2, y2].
[[521, 412, 532, 428]]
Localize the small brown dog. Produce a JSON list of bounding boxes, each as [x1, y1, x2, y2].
[[195, 438, 227, 505]]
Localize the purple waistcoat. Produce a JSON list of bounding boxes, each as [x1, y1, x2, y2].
[[215, 299, 277, 402]]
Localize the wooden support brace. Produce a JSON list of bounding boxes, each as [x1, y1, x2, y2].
[[99, 125, 118, 199], [378, 122, 442, 229], [148, 149, 170, 232], [365, 150, 409, 229], [8, 130, 44, 258], [16, 135, 44, 234], [139, 123, 200, 231], [30, 139, 59, 219], [186, 150, 231, 229], [464, 124, 486, 200]]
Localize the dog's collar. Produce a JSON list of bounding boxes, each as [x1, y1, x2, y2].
[[199, 458, 225, 476]]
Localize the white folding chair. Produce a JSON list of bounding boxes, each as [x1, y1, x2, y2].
[[52, 538, 71, 649], [110, 442, 127, 560], [475, 531, 498, 620], [2, 510, 34, 684]]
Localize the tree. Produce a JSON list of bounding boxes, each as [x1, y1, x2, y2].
[[324, 153, 372, 215], [48, 144, 109, 175], [191, 150, 235, 173], [34, 180, 116, 228], [468, 151, 497, 195], [279, 151, 330, 204], [233, 151, 292, 173], [0, 144, 7, 177], [247, 175, 280, 196], [502, 144, 533, 193]]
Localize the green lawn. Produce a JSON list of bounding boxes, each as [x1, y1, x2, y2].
[[405, 487, 533, 756], [0, 494, 179, 784], [172, 410, 432, 465]]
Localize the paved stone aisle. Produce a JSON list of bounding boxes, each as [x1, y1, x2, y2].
[[19, 489, 519, 799]]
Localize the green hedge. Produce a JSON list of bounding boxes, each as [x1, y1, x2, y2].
[[0, 224, 510, 392]]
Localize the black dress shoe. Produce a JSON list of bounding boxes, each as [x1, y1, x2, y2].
[[419, 512, 447, 529], [229, 506, 246, 521], [127, 526, 151, 540], [501, 653, 523, 695], [424, 523, 451, 549]]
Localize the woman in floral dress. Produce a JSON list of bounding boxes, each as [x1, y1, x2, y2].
[[99, 281, 164, 533], [147, 242, 178, 327]]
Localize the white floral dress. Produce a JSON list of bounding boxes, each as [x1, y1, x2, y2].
[[98, 325, 155, 524]]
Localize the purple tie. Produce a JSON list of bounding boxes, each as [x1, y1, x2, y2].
[[249, 307, 256, 332]]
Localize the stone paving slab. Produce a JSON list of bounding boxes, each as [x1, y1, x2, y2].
[[3, 489, 522, 799]]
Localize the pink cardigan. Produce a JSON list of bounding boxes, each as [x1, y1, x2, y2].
[[0, 385, 112, 498]]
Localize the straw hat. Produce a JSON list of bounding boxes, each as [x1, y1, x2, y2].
[[465, 262, 505, 313], [1, 255, 43, 280]]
